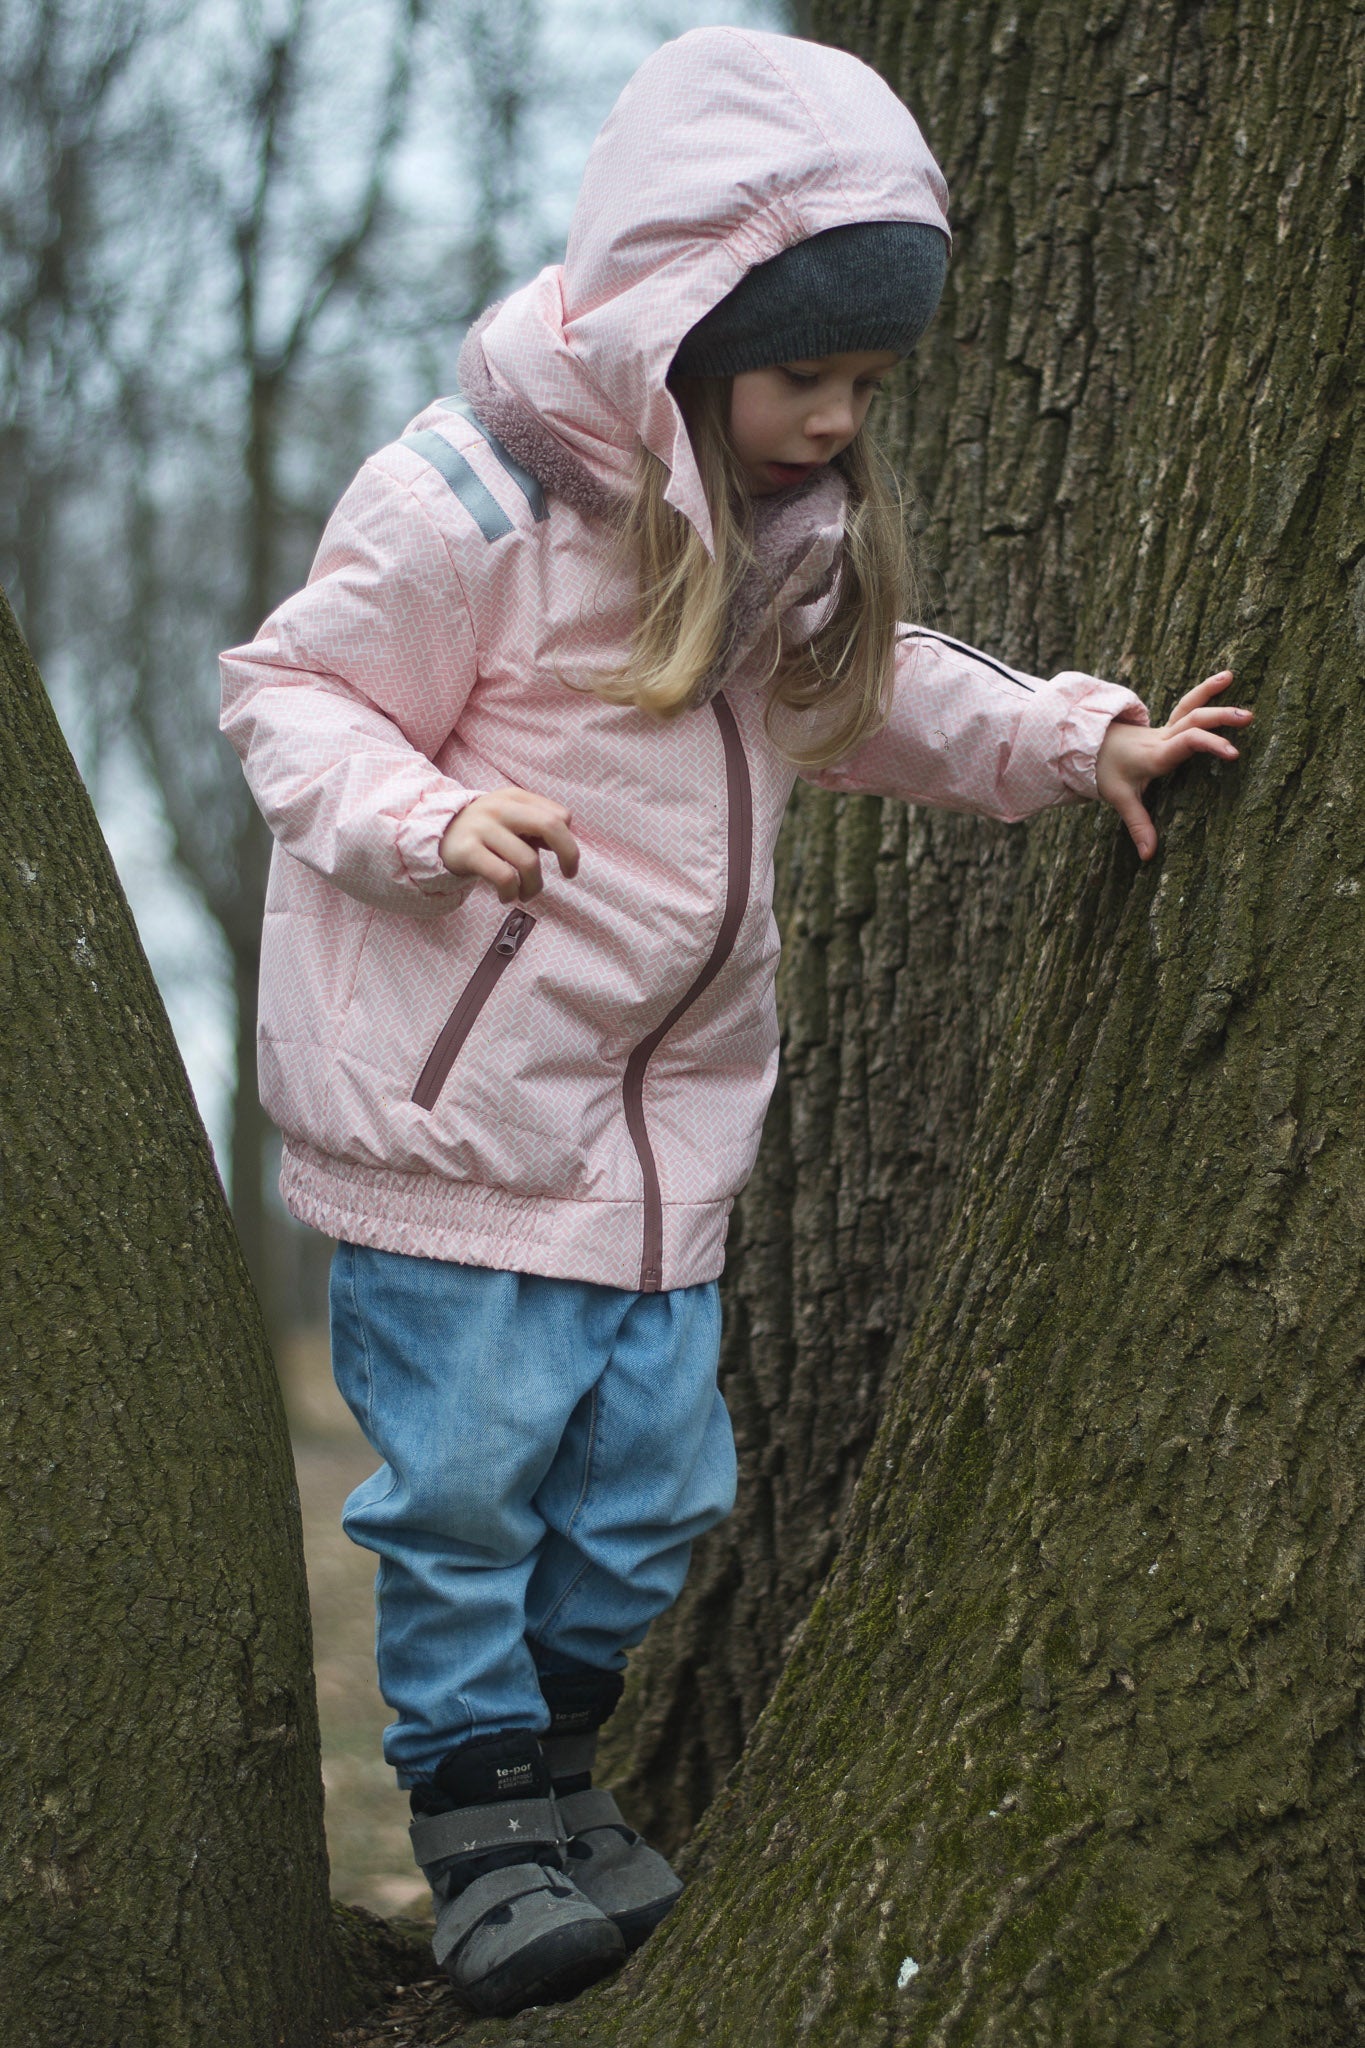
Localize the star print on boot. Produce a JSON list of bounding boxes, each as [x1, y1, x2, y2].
[[408, 1728, 624, 2015]]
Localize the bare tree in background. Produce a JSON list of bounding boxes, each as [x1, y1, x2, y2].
[[121, 0, 442, 1334], [3, 0, 547, 1341], [0, 0, 810, 1351], [0, 0, 150, 674], [461, 0, 541, 312]]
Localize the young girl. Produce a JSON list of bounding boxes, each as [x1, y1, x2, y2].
[[221, 26, 1248, 2018]]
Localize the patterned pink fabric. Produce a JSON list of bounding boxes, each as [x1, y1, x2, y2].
[[220, 28, 1146, 1291]]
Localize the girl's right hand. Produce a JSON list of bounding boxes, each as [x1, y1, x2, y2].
[[440, 787, 581, 903]]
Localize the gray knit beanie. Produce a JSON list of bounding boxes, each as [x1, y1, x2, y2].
[[670, 221, 949, 379]]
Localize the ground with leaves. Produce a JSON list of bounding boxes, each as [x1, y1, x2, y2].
[[333, 1973, 476, 2047]]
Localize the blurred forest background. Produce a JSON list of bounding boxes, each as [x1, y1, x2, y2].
[[1, 0, 797, 1344], [3, 0, 801, 1913]]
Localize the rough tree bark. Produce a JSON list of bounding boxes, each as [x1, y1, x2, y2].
[[0, 590, 341, 2045], [603, 785, 1028, 1847], [475, 0, 1365, 2039], [604, 0, 1082, 1841]]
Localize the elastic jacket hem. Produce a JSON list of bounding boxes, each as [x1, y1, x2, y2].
[[281, 1140, 732, 1293]]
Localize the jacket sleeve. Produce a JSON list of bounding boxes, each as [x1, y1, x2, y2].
[[219, 458, 485, 916], [800, 627, 1149, 820]]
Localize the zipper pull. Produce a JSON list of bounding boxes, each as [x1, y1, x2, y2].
[[495, 907, 533, 955]]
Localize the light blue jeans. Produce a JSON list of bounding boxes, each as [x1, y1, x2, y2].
[[329, 1244, 737, 1782]]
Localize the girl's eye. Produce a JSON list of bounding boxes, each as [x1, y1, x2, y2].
[[780, 367, 819, 388]]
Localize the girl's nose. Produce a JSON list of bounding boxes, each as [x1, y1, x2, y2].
[[805, 395, 857, 443]]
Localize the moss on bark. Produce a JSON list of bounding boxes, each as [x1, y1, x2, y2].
[[0, 591, 342, 2043], [462, 0, 1365, 2038]]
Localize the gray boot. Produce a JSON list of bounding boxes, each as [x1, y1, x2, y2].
[[542, 1727, 685, 1950], [409, 1732, 625, 2015]]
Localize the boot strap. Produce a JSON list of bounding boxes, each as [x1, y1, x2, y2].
[[556, 1786, 631, 1838], [431, 1860, 576, 1971], [410, 1795, 565, 1868]]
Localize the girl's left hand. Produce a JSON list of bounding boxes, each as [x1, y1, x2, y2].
[[1096, 670, 1252, 861]]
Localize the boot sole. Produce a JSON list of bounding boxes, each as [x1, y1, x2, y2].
[[454, 1917, 626, 2017], [612, 1892, 683, 1952]]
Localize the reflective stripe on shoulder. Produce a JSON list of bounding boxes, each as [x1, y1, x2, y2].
[[899, 627, 1036, 694], [400, 429, 514, 541], [446, 400, 548, 522]]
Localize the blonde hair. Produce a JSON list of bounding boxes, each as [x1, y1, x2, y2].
[[592, 374, 915, 768]]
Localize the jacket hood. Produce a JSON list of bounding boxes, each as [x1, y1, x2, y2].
[[474, 28, 950, 551]]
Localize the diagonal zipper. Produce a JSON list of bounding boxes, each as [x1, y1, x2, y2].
[[623, 694, 753, 1291], [411, 906, 536, 1112]]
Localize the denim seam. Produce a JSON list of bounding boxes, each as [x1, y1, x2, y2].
[[563, 1383, 599, 1538], [344, 1242, 380, 1441], [533, 1558, 593, 1642], [532, 1385, 600, 1637], [374, 1557, 391, 1716]]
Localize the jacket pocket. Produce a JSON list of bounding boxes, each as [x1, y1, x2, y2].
[[411, 906, 536, 1111]]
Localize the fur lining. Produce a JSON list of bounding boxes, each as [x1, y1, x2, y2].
[[457, 308, 848, 702], [694, 467, 846, 700], [457, 309, 617, 524]]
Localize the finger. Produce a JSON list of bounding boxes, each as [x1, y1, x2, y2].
[[1166, 705, 1253, 734], [1111, 785, 1158, 861], [534, 817, 581, 879], [481, 823, 545, 899], [1163, 708, 1253, 742], [1152, 726, 1241, 771], [482, 795, 579, 880], [486, 789, 573, 833], [485, 790, 581, 872], [1167, 669, 1234, 724], [464, 845, 526, 902]]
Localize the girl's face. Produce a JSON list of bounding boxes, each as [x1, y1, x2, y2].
[[728, 351, 901, 495]]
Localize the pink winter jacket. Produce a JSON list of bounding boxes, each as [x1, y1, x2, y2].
[[220, 28, 1146, 1294]]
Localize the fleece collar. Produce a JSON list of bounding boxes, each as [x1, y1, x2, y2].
[[458, 308, 617, 524], [458, 309, 848, 703]]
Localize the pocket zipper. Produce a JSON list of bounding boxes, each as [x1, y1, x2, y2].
[[411, 906, 536, 1112]]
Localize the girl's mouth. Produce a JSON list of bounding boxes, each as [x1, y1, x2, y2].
[[765, 461, 818, 488]]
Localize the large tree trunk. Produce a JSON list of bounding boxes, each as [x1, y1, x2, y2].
[[603, 0, 1087, 1843], [604, 795, 1027, 1847], [225, 810, 284, 1336], [0, 590, 341, 2045], [470, 0, 1365, 2038]]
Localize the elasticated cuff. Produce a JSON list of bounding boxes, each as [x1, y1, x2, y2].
[[395, 783, 486, 901], [1054, 678, 1149, 801]]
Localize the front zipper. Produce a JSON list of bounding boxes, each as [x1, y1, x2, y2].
[[623, 693, 754, 1292], [411, 906, 536, 1112]]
